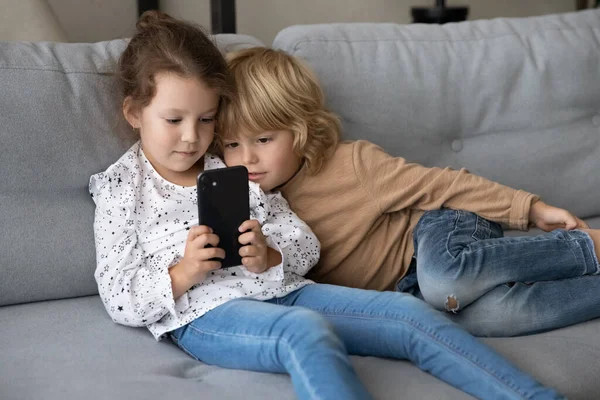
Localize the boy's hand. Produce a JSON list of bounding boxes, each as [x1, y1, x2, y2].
[[529, 200, 588, 232], [238, 220, 282, 273]]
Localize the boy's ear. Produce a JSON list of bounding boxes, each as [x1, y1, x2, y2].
[[123, 96, 141, 129]]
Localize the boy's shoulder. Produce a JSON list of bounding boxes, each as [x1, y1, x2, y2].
[[342, 139, 386, 153], [328, 140, 385, 169]]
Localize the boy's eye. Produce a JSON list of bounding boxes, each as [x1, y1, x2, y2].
[[224, 142, 239, 149], [200, 117, 215, 124], [166, 118, 181, 124], [257, 137, 271, 144]]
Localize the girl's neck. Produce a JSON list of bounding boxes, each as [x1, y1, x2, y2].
[[168, 162, 203, 187], [141, 145, 203, 187]]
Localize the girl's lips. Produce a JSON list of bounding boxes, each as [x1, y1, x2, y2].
[[248, 172, 265, 181], [175, 151, 197, 157]]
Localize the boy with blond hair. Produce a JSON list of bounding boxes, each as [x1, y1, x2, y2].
[[218, 47, 600, 338]]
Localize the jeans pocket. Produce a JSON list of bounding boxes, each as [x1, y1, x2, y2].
[[446, 211, 494, 259], [472, 215, 492, 241]]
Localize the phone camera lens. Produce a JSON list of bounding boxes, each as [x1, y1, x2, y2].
[[200, 175, 212, 190]]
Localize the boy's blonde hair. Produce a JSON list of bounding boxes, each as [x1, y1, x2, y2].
[[217, 47, 340, 175]]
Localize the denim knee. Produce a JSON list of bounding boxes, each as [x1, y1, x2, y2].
[[416, 252, 479, 313], [279, 308, 343, 353], [417, 277, 466, 312], [414, 209, 507, 311]]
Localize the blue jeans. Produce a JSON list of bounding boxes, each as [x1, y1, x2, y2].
[[402, 208, 600, 337], [171, 284, 562, 400]]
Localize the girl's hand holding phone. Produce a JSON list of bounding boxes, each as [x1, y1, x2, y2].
[[238, 220, 282, 273], [170, 225, 224, 298]]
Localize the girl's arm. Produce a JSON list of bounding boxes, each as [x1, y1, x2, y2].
[[90, 169, 184, 327], [262, 192, 321, 276], [353, 140, 538, 230]]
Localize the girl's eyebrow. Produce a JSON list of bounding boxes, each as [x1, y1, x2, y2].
[[201, 107, 218, 115], [162, 108, 186, 114], [162, 107, 218, 115]]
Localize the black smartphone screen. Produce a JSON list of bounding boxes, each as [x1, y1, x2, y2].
[[197, 166, 250, 268]]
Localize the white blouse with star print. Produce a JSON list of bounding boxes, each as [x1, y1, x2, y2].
[[89, 141, 319, 340]]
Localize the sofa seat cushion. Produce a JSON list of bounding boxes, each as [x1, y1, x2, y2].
[[2, 295, 600, 399]]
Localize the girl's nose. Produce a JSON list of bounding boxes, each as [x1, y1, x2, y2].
[[181, 124, 199, 143], [242, 147, 258, 164]]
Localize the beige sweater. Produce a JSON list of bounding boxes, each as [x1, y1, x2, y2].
[[279, 140, 539, 291]]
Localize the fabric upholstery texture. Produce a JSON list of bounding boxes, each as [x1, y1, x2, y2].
[[273, 10, 600, 218], [2, 10, 600, 400]]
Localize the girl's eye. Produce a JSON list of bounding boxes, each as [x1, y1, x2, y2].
[[257, 137, 271, 144], [225, 142, 239, 149], [200, 117, 215, 124], [166, 118, 181, 124]]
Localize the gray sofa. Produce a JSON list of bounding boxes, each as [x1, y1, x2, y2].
[[2, 9, 600, 400]]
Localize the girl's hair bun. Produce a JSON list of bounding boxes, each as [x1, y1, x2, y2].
[[136, 10, 174, 32]]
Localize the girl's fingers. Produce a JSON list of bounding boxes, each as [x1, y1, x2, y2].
[[239, 245, 261, 258], [242, 256, 266, 272], [187, 225, 212, 242], [238, 230, 265, 246], [200, 246, 226, 260], [192, 233, 220, 249], [204, 261, 223, 271], [239, 219, 261, 233]]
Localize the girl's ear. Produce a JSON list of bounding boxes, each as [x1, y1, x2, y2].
[[123, 96, 141, 129]]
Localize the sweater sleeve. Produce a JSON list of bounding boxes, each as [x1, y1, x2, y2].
[[262, 192, 321, 276], [89, 164, 185, 327], [352, 140, 539, 230]]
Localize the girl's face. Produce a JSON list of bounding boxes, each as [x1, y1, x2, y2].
[[125, 72, 220, 186], [222, 129, 302, 192]]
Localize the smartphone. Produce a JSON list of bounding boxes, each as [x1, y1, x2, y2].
[[197, 165, 250, 268]]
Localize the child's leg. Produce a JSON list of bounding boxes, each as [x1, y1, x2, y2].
[[279, 284, 563, 400], [170, 298, 372, 400], [413, 209, 599, 312], [446, 274, 600, 336]]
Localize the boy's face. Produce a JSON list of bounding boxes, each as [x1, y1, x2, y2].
[[222, 129, 302, 192], [124, 72, 220, 186]]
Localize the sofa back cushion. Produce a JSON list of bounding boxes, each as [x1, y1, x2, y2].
[[273, 9, 600, 219], [0, 34, 263, 306]]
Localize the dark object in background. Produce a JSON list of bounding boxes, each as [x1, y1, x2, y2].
[[136, 0, 237, 34], [412, 0, 469, 24], [211, 0, 236, 34], [137, 0, 159, 18]]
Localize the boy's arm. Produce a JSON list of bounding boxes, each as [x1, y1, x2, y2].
[[529, 200, 588, 231], [352, 140, 538, 230]]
